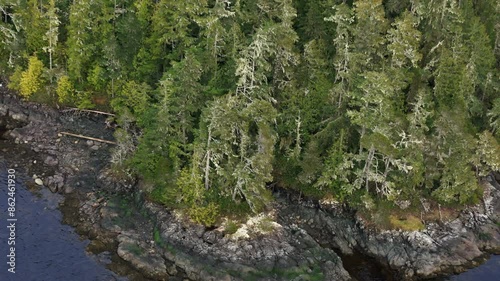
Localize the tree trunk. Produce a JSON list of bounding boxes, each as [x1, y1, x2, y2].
[[204, 128, 212, 190]]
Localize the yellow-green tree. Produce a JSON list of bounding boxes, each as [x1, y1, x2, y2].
[[56, 75, 74, 104], [19, 56, 44, 98]]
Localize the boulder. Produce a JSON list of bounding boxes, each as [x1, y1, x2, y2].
[[45, 174, 64, 193]]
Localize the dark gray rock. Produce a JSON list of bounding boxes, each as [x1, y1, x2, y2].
[[0, 104, 8, 116], [63, 185, 74, 194], [278, 182, 500, 280], [44, 155, 58, 166], [140, 201, 352, 281], [45, 174, 65, 193], [9, 111, 28, 124], [97, 168, 136, 193], [117, 231, 168, 280]]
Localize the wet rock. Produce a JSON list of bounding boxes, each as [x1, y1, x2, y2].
[[141, 201, 353, 281], [202, 230, 217, 244], [99, 206, 123, 233], [97, 168, 136, 193], [0, 104, 7, 116], [44, 155, 58, 166], [117, 231, 168, 280], [63, 185, 74, 194], [46, 149, 57, 155], [323, 260, 352, 281], [277, 183, 500, 280], [96, 251, 113, 265], [45, 174, 64, 193], [0, 102, 29, 129], [6, 129, 22, 141], [9, 112, 28, 124]]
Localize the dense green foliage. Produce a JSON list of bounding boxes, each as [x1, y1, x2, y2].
[[1, 0, 499, 224]]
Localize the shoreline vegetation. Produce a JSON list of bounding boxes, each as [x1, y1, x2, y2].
[[1, 89, 499, 280], [0, 0, 499, 279], [1, 0, 498, 229]]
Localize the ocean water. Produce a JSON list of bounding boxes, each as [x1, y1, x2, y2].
[[447, 255, 500, 281], [0, 165, 124, 281]]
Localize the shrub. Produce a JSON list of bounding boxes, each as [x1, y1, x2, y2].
[[224, 220, 240, 235], [189, 202, 219, 227], [7, 66, 23, 92], [56, 75, 75, 104], [76, 91, 95, 109]]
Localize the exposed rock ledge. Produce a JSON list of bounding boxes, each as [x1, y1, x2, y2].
[[278, 181, 500, 280]]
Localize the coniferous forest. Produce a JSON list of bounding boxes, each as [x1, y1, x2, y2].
[[0, 0, 499, 226]]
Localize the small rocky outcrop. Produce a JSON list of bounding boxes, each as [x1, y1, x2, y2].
[[145, 201, 352, 281], [117, 231, 168, 280], [278, 182, 500, 280], [0, 94, 29, 131], [45, 173, 65, 192]]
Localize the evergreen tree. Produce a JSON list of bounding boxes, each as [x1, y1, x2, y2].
[[66, 0, 95, 82], [351, 0, 389, 71], [0, 1, 20, 70], [1, 0, 499, 222], [43, 0, 59, 73], [19, 56, 45, 98], [387, 12, 422, 68]]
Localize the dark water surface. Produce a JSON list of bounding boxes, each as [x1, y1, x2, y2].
[[446, 255, 500, 281], [0, 165, 124, 281], [340, 251, 389, 281], [343, 252, 500, 281], [341, 249, 499, 281]]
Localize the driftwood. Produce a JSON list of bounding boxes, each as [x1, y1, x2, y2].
[[62, 108, 115, 116], [60, 131, 116, 145]]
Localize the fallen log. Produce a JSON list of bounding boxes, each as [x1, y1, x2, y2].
[[59, 131, 116, 145], [62, 108, 115, 116]]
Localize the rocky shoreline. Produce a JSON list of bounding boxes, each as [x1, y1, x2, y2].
[[1, 90, 499, 281]]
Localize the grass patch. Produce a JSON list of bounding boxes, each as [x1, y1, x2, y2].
[[478, 232, 492, 241], [148, 186, 253, 228], [357, 193, 463, 231], [224, 220, 240, 235], [153, 226, 166, 248], [257, 217, 275, 233], [152, 226, 177, 254], [389, 215, 425, 231], [125, 243, 143, 256]]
